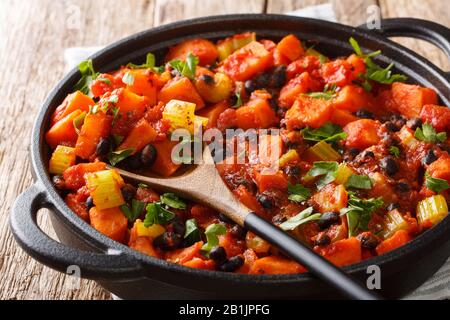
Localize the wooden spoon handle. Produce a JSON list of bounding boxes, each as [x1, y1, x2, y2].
[[244, 213, 382, 300]]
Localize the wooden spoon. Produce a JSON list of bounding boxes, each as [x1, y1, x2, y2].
[[112, 146, 381, 300]]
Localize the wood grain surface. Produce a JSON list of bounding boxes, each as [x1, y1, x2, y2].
[[0, 0, 448, 300]]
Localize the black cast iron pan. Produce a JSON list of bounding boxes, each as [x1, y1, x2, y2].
[[9, 14, 450, 299]]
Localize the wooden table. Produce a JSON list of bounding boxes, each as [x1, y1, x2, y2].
[[0, 0, 448, 300]]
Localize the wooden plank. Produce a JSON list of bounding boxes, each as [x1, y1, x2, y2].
[[0, 0, 155, 300], [380, 0, 450, 71], [266, 0, 378, 26], [154, 0, 265, 26]]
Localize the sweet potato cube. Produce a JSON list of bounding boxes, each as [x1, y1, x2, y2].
[[343, 119, 380, 150], [285, 96, 333, 130], [158, 77, 205, 110], [89, 206, 128, 243], [391, 82, 438, 118], [117, 118, 157, 154]]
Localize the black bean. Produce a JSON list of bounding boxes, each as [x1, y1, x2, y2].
[[218, 256, 244, 272], [255, 72, 271, 88], [348, 148, 361, 158], [218, 213, 234, 224], [390, 114, 406, 124], [140, 144, 157, 167], [284, 165, 300, 177], [52, 175, 65, 190], [171, 221, 186, 236], [96, 137, 111, 157], [358, 233, 380, 250], [153, 232, 182, 251], [127, 154, 142, 169], [407, 118, 423, 131], [386, 203, 400, 211], [385, 121, 400, 132], [423, 149, 437, 165], [199, 74, 215, 85], [244, 80, 257, 94], [355, 109, 375, 120], [396, 182, 410, 193], [314, 233, 331, 246], [317, 212, 339, 230], [85, 196, 94, 209], [229, 93, 238, 106], [230, 225, 246, 240], [209, 246, 227, 265], [363, 151, 375, 158], [256, 194, 274, 209], [270, 65, 287, 88], [380, 156, 399, 176], [121, 184, 136, 202]]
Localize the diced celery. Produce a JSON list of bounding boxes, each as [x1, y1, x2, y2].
[[334, 163, 354, 185], [417, 195, 449, 225], [305, 48, 329, 62], [398, 126, 419, 148], [86, 169, 125, 210], [217, 32, 256, 61], [307, 141, 341, 161], [382, 209, 409, 239], [163, 99, 208, 134], [279, 149, 300, 168], [135, 219, 165, 238], [49, 145, 76, 175]]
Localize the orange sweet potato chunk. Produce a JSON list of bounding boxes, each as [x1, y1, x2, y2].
[[89, 206, 128, 243]]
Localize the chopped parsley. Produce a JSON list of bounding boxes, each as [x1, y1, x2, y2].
[[107, 148, 134, 166], [169, 52, 199, 80], [73, 60, 99, 97], [288, 183, 311, 203], [279, 207, 322, 231], [425, 173, 450, 193], [143, 202, 176, 227], [341, 193, 384, 237], [306, 161, 339, 189], [120, 199, 146, 222], [301, 123, 347, 143], [415, 123, 447, 144], [349, 37, 407, 91], [345, 174, 373, 190], [201, 224, 227, 254]]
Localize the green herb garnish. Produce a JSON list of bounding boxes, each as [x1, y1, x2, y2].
[[389, 146, 401, 158], [414, 123, 447, 144], [341, 193, 384, 237], [306, 161, 339, 189], [345, 174, 373, 190], [143, 202, 176, 227], [72, 112, 86, 134], [73, 60, 99, 97], [425, 173, 450, 193], [287, 183, 311, 203], [184, 218, 201, 246], [349, 37, 407, 90], [120, 199, 146, 222], [127, 53, 163, 73], [301, 123, 347, 143], [232, 92, 243, 108], [201, 224, 227, 254], [279, 207, 322, 231], [169, 52, 199, 80], [107, 148, 135, 166], [160, 193, 187, 210]]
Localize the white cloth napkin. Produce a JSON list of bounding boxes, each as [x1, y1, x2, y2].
[[65, 3, 449, 300]]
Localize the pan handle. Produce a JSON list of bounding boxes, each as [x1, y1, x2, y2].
[[359, 18, 450, 72], [9, 182, 144, 280]]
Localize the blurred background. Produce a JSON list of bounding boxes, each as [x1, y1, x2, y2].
[[0, 0, 448, 300]]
